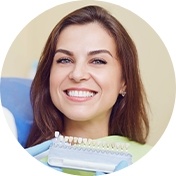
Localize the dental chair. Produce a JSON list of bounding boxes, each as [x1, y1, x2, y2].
[[1, 77, 33, 147]]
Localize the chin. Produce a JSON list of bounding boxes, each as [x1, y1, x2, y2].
[[65, 115, 93, 122]]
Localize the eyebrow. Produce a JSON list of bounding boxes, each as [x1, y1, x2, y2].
[[55, 49, 113, 57], [88, 50, 113, 57], [55, 49, 74, 56]]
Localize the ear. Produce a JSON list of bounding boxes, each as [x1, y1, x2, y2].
[[119, 81, 127, 95]]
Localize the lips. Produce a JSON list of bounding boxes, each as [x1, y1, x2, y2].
[[64, 89, 97, 98]]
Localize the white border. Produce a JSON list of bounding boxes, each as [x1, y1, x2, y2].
[[0, 0, 175, 175]]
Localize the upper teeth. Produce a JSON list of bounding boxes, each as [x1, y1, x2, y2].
[[67, 90, 95, 97]]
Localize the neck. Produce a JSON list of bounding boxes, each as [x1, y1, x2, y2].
[[63, 117, 109, 139]]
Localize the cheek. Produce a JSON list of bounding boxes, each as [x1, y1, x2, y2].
[[98, 70, 123, 103], [49, 67, 63, 97], [50, 67, 67, 87], [98, 69, 123, 90], [49, 68, 64, 108], [49, 69, 58, 90], [49, 74, 57, 103]]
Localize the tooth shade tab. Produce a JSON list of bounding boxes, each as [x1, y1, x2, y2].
[[53, 131, 130, 152], [55, 131, 60, 138], [67, 90, 95, 97], [49, 131, 132, 173]]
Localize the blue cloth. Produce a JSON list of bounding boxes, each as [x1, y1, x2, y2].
[[0, 77, 33, 147]]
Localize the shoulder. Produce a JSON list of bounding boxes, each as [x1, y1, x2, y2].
[[95, 135, 152, 163]]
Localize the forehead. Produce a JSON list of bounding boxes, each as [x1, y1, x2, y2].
[[56, 23, 116, 53]]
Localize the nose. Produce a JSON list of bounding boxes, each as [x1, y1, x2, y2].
[[69, 63, 90, 82]]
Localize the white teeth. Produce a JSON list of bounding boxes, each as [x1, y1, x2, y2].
[[67, 90, 95, 97]]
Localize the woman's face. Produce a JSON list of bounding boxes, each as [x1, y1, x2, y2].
[[50, 22, 125, 123]]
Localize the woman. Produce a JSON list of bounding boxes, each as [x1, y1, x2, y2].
[[26, 5, 151, 174]]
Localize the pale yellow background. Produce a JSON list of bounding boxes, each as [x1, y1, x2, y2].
[[1, 0, 175, 146]]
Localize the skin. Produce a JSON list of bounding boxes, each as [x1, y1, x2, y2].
[[49, 22, 126, 139]]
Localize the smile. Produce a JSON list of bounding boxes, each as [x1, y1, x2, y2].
[[65, 90, 97, 98]]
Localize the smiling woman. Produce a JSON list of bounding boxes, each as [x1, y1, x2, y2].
[[49, 23, 125, 137], [21, 7, 153, 174], [26, 5, 149, 149], [0, 1, 175, 176]]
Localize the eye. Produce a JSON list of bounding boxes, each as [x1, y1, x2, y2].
[[56, 58, 73, 64], [91, 58, 107, 65]]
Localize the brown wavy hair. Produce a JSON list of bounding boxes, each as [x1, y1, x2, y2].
[[26, 5, 149, 147]]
